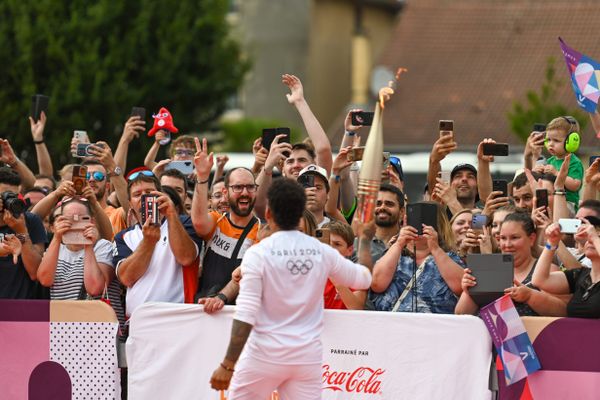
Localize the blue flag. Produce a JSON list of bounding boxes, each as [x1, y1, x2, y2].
[[559, 37, 600, 113]]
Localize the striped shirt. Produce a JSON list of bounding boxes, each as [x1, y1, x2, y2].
[[51, 239, 125, 328]]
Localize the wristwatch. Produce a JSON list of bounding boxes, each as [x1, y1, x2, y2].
[[107, 166, 122, 178], [214, 293, 228, 303]]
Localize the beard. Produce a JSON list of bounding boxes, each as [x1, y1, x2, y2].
[[91, 184, 105, 201], [375, 211, 399, 228], [229, 196, 256, 217]]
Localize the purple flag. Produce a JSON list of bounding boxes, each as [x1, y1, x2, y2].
[[559, 37, 600, 113]]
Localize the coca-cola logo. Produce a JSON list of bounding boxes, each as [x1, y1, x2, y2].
[[322, 364, 384, 394]]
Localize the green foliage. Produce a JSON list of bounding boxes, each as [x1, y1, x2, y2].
[[507, 57, 587, 142], [218, 118, 301, 152], [0, 0, 248, 168]]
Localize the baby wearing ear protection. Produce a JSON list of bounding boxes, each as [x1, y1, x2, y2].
[[544, 116, 584, 208]]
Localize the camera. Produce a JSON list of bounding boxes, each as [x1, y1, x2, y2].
[[1, 191, 29, 218]]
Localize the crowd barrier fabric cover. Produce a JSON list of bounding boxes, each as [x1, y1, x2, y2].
[[497, 316, 600, 400], [0, 300, 120, 400], [127, 303, 492, 400]]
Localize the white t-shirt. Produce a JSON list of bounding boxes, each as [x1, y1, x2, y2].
[[235, 230, 371, 365]]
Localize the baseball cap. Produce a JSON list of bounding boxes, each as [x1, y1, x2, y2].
[[450, 163, 477, 180], [298, 164, 329, 190]]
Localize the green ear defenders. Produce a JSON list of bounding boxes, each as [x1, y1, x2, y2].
[[563, 116, 580, 153], [544, 116, 581, 153]]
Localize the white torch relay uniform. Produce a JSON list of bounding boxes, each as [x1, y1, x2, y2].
[[228, 230, 372, 400]]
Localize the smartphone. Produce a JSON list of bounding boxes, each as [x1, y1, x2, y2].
[[590, 156, 600, 166], [73, 130, 89, 143], [406, 203, 438, 235], [535, 189, 549, 209], [262, 127, 291, 151], [558, 218, 582, 234], [71, 165, 88, 195], [351, 111, 374, 126], [30, 94, 49, 122], [297, 174, 315, 188], [382, 152, 391, 170], [131, 106, 146, 120], [62, 214, 93, 245], [165, 160, 194, 175], [482, 143, 509, 156], [533, 123, 547, 132], [315, 228, 331, 244], [438, 171, 451, 185], [492, 179, 508, 198], [472, 214, 488, 230], [141, 194, 159, 225], [347, 147, 365, 162], [439, 120, 454, 137]]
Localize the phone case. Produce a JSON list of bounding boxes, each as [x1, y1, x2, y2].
[[351, 112, 374, 126], [482, 143, 509, 156], [406, 203, 438, 235], [72, 165, 87, 195], [141, 195, 159, 225], [62, 215, 93, 245], [30, 94, 49, 122], [165, 161, 194, 175], [492, 180, 508, 197]]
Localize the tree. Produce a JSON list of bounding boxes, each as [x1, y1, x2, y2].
[[0, 0, 248, 169], [507, 57, 587, 142]]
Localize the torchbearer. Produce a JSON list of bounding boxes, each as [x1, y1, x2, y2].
[[210, 178, 371, 399]]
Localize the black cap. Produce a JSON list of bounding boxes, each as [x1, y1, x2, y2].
[[450, 163, 477, 180]]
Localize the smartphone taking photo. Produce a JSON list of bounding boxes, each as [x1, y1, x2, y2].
[[439, 120, 454, 137], [492, 179, 508, 198], [72, 165, 88, 195], [315, 228, 331, 244], [482, 143, 509, 156], [30, 94, 49, 122], [141, 194, 160, 225], [351, 111, 374, 126], [62, 214, 93, 245]]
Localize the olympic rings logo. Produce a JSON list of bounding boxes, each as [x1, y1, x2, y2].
[[287, 259, 313, 275]]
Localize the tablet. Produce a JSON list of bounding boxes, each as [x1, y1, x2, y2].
[[466, 254, 514, 307]]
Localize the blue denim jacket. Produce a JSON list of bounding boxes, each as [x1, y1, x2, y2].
[[371, 252, 465, 314]]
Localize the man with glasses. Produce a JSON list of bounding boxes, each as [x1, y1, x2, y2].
[[209, 178, 230, 214], [113, 170, 202, 315], [191, 138, 260, 313]]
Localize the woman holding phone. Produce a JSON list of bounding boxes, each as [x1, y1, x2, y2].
[[532, 221, 600, 318], [456, 212, 566, 316], [370, 202, 465, 314], [37, 197, 124, 326]]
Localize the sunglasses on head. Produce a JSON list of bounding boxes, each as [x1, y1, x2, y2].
[[86, 171, 106, 181], [389, 156, 401, 167], [128, 170, 155, 181]]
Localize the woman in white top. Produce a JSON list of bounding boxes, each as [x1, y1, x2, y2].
[[37, 198, 124, 326]]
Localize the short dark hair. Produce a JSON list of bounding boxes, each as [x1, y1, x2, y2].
[[291, 143, 316, 161], [34, 174, 57, 191], [162, 185, 185, 215], [379, 183, 405, 208], [267, 178, 306, 230], [161, 168, 188, 187], [0, 167, 21, 187], [224, 167, 255, 187], [580, 200, 600, 217], [503, 212, 535, 235], [127, 173, 161, 198], [512, 171, 541, 190]]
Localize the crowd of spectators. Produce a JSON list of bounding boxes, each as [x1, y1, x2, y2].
[[3, 73, 600, 341]]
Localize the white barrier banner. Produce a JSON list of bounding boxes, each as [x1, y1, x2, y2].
[[127, 303, 492, 400]]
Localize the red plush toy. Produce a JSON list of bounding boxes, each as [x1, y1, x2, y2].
[[147, 107, 179, 137]]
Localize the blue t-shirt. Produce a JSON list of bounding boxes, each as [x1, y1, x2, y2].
[[371, 251, 465, 314], [0, 212, 48, 299]]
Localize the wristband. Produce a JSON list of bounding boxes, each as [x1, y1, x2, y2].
[[33, 139, 44, 144], [545, 243, 558, 251], [220, 362, 234, 372], [553, 190, 566, 196], [195, 177, 210, 185], [330, 174, 341, 183], [345, 130, 356, 136], [215, 293, 228, 303]]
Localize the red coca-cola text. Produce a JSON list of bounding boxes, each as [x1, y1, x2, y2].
[[322, 364, 384, 394]]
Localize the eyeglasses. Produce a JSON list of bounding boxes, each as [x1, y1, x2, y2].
[[86, 171, 106, 182], [227, 184, 258, 193], [128, 170, 154, 181], [175, 149, 195, 157]]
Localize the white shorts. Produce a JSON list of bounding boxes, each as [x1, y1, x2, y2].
[[228, 354, 321, 400]]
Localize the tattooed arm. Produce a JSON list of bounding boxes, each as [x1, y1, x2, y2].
[[210, 319, 253, 390]]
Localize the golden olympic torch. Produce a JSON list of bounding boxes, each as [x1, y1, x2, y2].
[[356, 68, 407, 223]]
